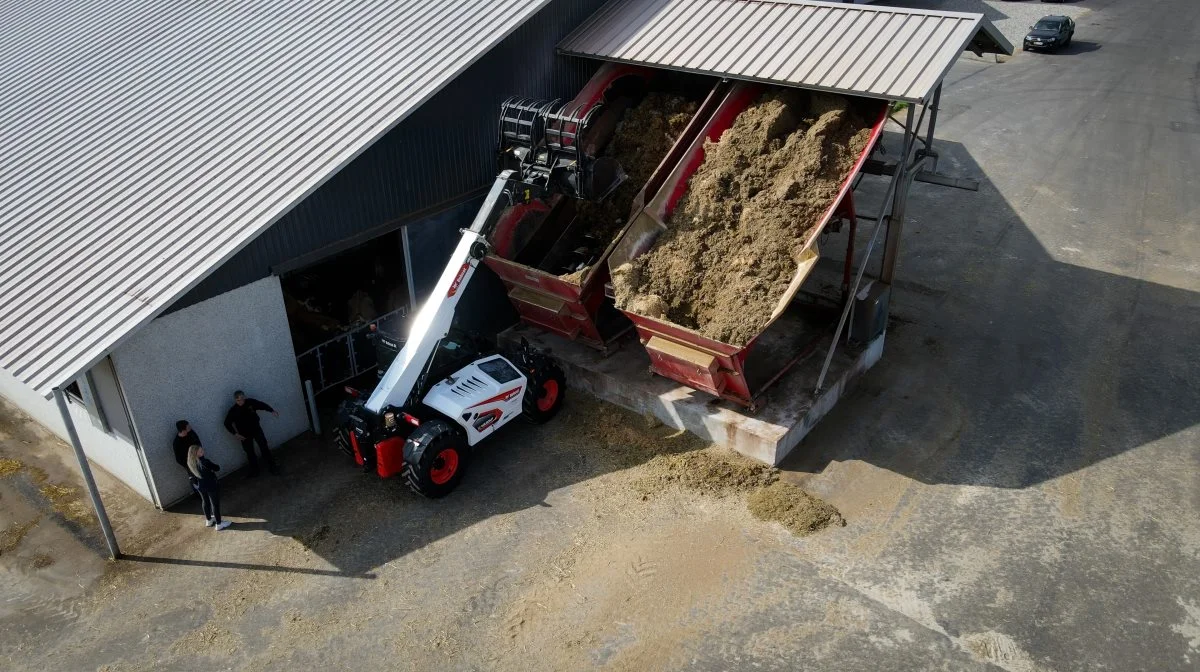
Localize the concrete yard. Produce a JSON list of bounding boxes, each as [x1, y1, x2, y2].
[[2, 0, 1199, 669]]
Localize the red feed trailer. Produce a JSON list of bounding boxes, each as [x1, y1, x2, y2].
[[607, 83, 888, 410], [484, 66, 727, 354]]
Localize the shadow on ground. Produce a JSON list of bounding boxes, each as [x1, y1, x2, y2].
[[781, 136, 1200, 490], [1025, 40, 1103, 55], [135, 396, 701, 577]]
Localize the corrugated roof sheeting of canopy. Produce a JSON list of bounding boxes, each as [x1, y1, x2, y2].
[[559, 0, 1012, 103]]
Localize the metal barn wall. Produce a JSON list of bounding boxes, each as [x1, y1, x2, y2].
[[175, 0, 607, 310], [402, 195, 518, 335]]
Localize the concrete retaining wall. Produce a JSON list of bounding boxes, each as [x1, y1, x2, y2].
[[500, 324, 886, 466], [113, 275, 309, 506]]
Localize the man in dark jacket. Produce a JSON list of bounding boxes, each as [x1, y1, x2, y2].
[[224, 390, 280, 477], [173, 420, 202, 491]]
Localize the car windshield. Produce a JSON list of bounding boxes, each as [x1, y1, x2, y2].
[[1034, 20, 1061, 30]]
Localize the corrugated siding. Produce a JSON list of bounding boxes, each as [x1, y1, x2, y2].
[[0, 0, 573, 398], [179, 0, 605, 307], [558, 0, 1011, 103], [403, 195, 519, 335]]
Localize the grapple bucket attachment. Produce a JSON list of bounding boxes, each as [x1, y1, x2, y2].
[[499, 97, 625, 201], [499, 97, 556, 161]]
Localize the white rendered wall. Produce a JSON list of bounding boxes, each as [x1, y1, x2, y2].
[[113, 276, 308, 506]]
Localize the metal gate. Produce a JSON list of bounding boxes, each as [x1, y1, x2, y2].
[[296, 307, 408, 394]]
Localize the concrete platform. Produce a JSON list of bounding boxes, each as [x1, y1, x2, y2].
[[501, 322, 885, 465]]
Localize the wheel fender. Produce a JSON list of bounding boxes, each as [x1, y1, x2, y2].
[[403, 419, 455, 466]]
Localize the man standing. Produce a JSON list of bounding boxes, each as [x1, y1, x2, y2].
[[224, 390, 280, 477], [173, 420, 202, 491]]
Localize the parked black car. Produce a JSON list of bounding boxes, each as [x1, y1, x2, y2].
[[1024, 16, 1074, 51]]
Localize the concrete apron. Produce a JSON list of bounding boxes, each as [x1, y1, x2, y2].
[[500, 323, 884, 465]]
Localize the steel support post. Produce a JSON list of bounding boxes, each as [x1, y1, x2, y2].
[[52, 388, 120, 559], [922, 83, 942, 165], [304, 379, 322, 435], [315, 348, 325, 391], [880, 104, 917, 285], [401, 225, 418, 314], [814, 168, 902, 393]]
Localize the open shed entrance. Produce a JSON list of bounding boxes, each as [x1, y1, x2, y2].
[[282, 229, 413, 395]]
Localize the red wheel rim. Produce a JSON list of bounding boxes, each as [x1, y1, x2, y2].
[[537, 380, 559, 412], [429, 448, 459, 485]]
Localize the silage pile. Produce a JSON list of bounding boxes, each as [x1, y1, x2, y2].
[[612, 89, 872, 345], [560, 93, 698, 283], [748, 481, 845, 536]]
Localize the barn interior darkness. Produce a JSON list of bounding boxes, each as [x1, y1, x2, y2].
[[281, 230, 410, 354]]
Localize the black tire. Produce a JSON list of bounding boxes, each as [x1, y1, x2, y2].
[[333, 424, 374, 472], [522, 359, 566, 424], [402, 420, 468, 498], [333, 425, 353, 459]]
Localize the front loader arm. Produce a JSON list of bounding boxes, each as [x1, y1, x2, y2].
[[365, 172, 523, 413]]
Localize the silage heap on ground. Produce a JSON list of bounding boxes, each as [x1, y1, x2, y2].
[[565, 399, 844, 537], [613, 89, 872, 345], [635, 444, 844, 537], [748, 481, 845, 536], [560, 93, 698, 283], [634, 448, 777, 498], [0, 457, 21, 478]]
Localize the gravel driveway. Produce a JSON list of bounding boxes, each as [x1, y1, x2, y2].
[[881, 0, 1093, 49]]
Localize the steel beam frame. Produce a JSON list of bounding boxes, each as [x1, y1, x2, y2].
[[815, 88, 947, 393], [53, 388, 120, 559]]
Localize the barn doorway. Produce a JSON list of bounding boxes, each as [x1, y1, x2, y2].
[[281, 229, 413, 395]]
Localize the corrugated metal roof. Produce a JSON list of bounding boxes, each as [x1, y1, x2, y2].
[[559, 0, 1012, 103], [0, 0, 556, 398]]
